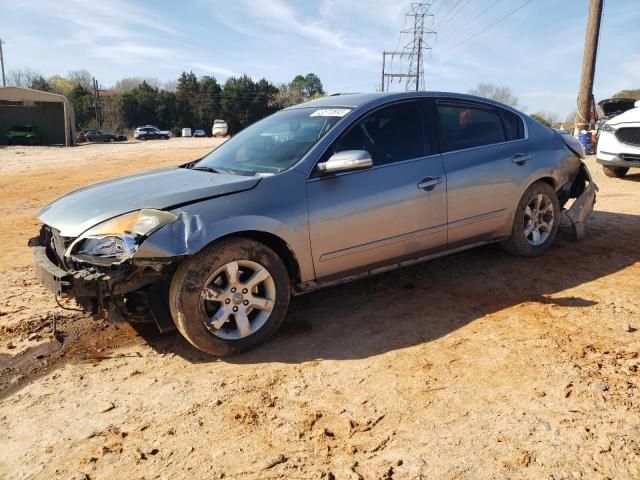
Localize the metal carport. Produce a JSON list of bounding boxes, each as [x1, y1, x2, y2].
[[0, 86, 76, 146]]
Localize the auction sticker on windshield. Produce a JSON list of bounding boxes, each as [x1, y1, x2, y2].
[[310, 109, 351, 117]]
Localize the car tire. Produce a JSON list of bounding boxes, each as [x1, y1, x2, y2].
[[501, 181, 560, 258], [139, 136, 146, 141], [602, 165, 628, 178], [169, 238, 291, 356]]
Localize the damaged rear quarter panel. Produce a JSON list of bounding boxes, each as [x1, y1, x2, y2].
[[134, 169, 315, 281]]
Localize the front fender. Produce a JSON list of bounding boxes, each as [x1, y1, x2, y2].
[[134, 213, 314, 281]]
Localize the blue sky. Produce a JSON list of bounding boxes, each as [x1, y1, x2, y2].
[[1, 0, 639, 118]]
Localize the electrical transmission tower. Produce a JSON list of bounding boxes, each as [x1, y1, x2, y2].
[[381, 2, 436, 92]]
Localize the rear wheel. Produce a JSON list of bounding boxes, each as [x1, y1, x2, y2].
[[169, 238, 291, 356], [501, 181, 560, 257], [602, 165, 628, 178]]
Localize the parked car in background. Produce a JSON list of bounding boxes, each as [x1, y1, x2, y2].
[[193, 129, 206, 138], [134, 126, 171, 141], [80, 130, 127, 143], [30, 92, 597, 357], [6, 125, 42, 145], [212, 119, 228, 137], [597, 100, 640, 178]]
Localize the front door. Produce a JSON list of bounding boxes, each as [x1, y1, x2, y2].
[[307, 100, 447, 281]]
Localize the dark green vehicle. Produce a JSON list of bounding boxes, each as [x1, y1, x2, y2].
[[6, 125, 42, 145]]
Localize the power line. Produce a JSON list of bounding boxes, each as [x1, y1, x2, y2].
[[437, 0, 471, 32], [435, 0, 465, 29], [442, 0, 503, 37], [451, 0, 534, 49]]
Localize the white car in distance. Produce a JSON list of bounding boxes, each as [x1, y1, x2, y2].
[[597, 100, 640, 178], [212, 120, 228, 138]]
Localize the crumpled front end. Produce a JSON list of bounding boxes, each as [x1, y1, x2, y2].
[[28, 225, 177, 332]]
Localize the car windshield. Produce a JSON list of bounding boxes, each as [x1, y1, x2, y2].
[[12, 126, 33, 132], [195, 107, 350, 175]]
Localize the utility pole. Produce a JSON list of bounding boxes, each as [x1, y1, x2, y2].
[[381, 3, 435, 92], [92, 77, 102, 128], [0, 39, 6, 87], [576, 0, 603, 133]]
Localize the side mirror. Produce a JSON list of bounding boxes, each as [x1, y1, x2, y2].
[[316, 150, 373, 174]]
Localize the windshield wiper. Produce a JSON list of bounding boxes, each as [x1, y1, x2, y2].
[[191, 166, 236, 175]]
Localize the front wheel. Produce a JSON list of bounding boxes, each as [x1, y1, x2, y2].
[[501, 181, 560, 257], [169, 238, 291, 356], [602, 165, 628, 178]]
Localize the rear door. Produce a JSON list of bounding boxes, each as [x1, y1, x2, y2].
[[435, 99, 528, 244], [307, 100, 447, 280]]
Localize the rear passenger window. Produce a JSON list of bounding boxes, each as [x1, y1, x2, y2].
[[501, 109, 525, 141], [437, 103, 506, 152], [334, 101, 427, 166]]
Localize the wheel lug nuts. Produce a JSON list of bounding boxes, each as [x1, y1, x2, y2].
[[225, 299, 230, 304], [233, 306, 238, 312], [231, 287, 236, 293], [242, 288, 248, 294], [243, 300, 249, 306]]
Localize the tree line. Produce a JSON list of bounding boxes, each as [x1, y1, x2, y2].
[[7, 69, 325, 136]]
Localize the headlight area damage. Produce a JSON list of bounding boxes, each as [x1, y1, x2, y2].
[[28, 209, 182, 332]]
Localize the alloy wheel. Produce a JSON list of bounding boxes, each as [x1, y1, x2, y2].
[[524, 193, 555, 246], [200, 260, 276, 340]]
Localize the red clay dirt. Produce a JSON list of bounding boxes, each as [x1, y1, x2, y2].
[[0, 140, 638, 479]]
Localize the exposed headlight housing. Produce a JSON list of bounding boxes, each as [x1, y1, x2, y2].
[[601, 123, 616, 133], [68, 209, 177, 265]]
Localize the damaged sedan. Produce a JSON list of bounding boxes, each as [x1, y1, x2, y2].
[[30, 92, 597, 356]]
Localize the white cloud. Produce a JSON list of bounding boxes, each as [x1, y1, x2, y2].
[[188, 63, 239, 78], [205, 0, 381, 64]]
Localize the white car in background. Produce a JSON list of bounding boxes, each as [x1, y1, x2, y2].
[[597, 100, 640, 178], [212, 119, 228, 138]]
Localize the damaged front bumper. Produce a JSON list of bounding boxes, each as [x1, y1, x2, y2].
[[29, 235, 176, 332], [560, 163, 598, 241]]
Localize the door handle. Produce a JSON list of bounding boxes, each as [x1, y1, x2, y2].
[[511, 153, 531, 165], [417, 176, 443, 191]]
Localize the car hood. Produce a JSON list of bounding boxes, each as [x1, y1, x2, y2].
[[607, 107, 640, 125], [38, 167, 260, 237], [598, 98, 635, 117]]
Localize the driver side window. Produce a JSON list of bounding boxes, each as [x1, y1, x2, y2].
[[333, 101, 427, 166]]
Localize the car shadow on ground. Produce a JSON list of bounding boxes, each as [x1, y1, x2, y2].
[[138, 209, 640, 365]]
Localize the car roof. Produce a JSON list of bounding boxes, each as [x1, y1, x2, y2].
[[286, 91, 520, 112]]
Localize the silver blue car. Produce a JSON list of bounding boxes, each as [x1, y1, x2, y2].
[[30, 92, 597, 356]]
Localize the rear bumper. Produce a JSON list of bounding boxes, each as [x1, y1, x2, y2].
[[560, 163, 598, 241]]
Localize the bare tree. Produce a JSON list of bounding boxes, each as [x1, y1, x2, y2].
[[468, 82, 520, 108], [563, 110, 578, 131], [67, 69, 93, 89], [7, 68, 43, 88]]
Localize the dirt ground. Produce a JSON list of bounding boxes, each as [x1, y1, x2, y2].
[[0, 139, 638, 480]]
